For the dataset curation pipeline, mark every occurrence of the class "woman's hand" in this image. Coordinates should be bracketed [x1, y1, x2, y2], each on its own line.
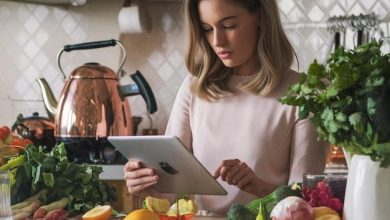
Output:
[213, 159, 274, 197]
[123, 160, 159, 195]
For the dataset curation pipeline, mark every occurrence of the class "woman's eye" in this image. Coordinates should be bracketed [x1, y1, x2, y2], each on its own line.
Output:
[223, 25, 236, 29]
[202, 27, 213, 33]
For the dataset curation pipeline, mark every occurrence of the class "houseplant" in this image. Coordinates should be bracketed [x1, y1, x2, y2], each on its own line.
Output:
[281, 40, 390, 220]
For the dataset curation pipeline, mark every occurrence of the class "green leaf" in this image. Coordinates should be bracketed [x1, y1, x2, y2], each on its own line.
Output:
[325, 86, 338, 98]
[298, 106, 309, 119]
[64, 184, 77, 195]
[307, 59, 325, 77]
[321, 108, 334, 121]
[328, 121, 340, 133]
[42, 173, 55, 188]
[367, 97, 376, 116]
[373, 142, 390, 154]
[33, 164, 42, 184]
[335, 112, 347, 122]
[349, 112, 362, 126]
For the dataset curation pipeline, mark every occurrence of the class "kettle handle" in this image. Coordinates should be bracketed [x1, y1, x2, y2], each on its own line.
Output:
[57, 39, 127, 79]
[130, 71, 158, 114]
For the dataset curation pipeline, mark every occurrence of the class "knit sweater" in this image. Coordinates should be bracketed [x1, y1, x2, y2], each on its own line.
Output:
[165, 70, 328, 215]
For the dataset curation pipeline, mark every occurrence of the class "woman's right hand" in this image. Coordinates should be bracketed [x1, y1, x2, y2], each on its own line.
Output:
[123, 160, 159, 195]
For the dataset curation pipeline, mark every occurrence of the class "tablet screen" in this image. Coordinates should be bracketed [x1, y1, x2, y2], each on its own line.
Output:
[108, 135, 227, 195]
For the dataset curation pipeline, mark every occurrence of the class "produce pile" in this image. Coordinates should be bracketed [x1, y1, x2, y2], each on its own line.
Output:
[141, 196, 197, 220]
[0, 126, 32, 167]
[0, 125, 117, 220]
[114, 196, 197, 220]
[227, 182, 343, 220]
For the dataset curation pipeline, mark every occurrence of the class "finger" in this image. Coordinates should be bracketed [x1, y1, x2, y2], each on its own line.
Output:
[229, 163, 249, 184]
[214, 159, 240, 181]
[124, 168, 155, 180]
[220, 159, 240, 167]
[123, 161, 140, 172]
[219, 165, 233, 182]
[126, 174, 159, 190]
[236, 170, 253, 188]
[127, 179, 158, 194]
[225, 164, 242, 184]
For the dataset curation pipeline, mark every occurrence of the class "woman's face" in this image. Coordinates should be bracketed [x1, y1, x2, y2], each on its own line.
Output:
[198, 0, 260, 75]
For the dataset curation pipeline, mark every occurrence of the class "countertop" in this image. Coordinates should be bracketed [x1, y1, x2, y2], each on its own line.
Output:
[192, 217, 226, 220]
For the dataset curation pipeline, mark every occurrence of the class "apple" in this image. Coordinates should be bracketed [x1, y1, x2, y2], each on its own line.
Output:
[0, 126, 10, 141]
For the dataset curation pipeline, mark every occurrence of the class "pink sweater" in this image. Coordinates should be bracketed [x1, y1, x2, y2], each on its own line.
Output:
[165, 70, 328, 215]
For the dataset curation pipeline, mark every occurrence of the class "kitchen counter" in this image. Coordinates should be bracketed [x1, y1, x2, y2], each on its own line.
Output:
[193, 217, 226, 220]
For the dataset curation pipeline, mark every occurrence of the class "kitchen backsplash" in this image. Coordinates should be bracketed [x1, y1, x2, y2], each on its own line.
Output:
[0, 0, 389, 134]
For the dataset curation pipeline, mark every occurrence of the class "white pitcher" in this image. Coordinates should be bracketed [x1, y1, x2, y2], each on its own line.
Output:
[343, 155, 390, 220]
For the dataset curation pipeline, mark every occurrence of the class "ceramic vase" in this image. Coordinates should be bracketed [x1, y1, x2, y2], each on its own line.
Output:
[343, 154, 390, 220]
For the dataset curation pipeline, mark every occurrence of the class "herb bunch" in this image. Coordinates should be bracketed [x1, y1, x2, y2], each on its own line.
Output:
[281, 40, 390, 167]
[13, 143, 117, 215]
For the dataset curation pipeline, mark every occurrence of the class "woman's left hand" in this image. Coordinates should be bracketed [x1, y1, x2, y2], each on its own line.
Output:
[213, 159, 273, 197]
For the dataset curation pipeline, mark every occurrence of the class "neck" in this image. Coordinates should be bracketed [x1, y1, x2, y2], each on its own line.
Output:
[234, 56, 260, 76]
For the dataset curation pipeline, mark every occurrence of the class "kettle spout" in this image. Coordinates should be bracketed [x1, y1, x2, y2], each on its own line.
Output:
[36, 78, 58, 121]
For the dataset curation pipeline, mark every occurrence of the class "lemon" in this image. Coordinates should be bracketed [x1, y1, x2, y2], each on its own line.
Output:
[124, 209, 159, 220]
[167, 199, 197, 216]
[82, 205, 112, 220]
[314, 206, 340, 220]
[144, 196, 171, 214]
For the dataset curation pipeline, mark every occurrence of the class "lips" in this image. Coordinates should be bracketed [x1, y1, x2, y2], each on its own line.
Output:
[217, 50, 232, 59]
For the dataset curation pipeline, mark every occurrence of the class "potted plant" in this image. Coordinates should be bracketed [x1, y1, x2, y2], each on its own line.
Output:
[280, 40, 390, 220]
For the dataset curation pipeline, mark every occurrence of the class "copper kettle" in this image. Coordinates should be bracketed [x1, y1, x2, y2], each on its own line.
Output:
[36, 39, 157, 140]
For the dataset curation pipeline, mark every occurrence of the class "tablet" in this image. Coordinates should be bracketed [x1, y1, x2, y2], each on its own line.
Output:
[108, 135, 227, 195]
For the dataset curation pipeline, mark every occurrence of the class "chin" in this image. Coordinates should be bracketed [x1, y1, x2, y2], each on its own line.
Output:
[221, 60, 237, 68]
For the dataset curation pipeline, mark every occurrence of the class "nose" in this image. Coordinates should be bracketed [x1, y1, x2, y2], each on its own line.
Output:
[212, 29, 226, 47]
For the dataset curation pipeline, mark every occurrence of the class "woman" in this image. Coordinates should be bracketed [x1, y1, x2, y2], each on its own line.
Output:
[124, 0, 327, 215]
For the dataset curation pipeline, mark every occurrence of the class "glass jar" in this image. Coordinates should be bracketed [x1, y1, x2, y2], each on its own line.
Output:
[0, 171, 13, 220]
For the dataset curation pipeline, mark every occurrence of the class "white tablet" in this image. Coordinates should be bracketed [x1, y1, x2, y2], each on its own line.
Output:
[108, 135, 227, 195]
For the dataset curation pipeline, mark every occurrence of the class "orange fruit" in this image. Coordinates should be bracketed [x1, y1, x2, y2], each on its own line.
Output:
[82, 205, 112, 220]
[124, 209, 159, 220]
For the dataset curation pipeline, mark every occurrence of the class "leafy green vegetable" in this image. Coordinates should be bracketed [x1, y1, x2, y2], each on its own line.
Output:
[11, 162, 33, 204]
[227, 203, 257, 220]
[13, 143, 117, 216]
[281, 40, 390, 167]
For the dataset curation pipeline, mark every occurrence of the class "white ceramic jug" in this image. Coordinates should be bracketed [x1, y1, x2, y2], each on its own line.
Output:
[343, 155, 390, 220]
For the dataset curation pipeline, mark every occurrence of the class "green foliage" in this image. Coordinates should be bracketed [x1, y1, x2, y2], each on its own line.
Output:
[14, 143, 117, 216]
[281, 40, 390, 167]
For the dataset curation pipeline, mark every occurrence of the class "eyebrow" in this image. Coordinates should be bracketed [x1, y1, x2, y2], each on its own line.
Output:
[200, 15, 237, 25]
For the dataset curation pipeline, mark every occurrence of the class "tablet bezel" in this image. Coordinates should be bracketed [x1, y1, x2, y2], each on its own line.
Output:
[108, 135, 227, 195]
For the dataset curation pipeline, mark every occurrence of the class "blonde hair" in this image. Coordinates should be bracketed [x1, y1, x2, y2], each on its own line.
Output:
[184, 0, 295, 100]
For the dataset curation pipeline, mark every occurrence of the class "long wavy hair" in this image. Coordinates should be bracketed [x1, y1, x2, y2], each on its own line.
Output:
[184, 0, 295, 100]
